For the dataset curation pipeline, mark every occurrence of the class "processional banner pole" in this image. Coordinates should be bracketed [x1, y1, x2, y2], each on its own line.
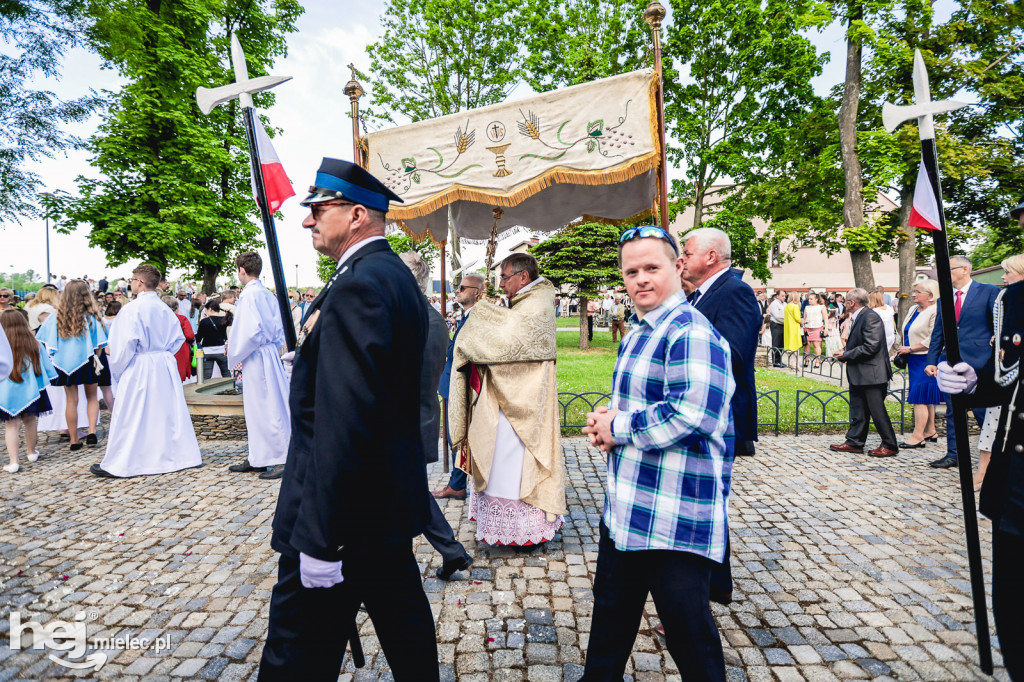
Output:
[196, 35, 296, 350]
[883, 49, 991, 674]
[645, 1, 671, 232]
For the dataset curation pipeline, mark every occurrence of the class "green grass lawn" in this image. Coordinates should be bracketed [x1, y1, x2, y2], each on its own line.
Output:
[556, 331, 906, 435]
[556, 315, 583, 328]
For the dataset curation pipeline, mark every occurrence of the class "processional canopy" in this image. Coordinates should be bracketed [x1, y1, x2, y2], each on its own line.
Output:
[363, 69, 661, 242]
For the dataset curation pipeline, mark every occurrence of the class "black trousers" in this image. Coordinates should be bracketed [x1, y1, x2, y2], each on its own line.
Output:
[581, 523, 725, 682]
[845, 383, 898, 450]
[421, 488, 467, 563]
[708, 537, 733, 601]
[994, 528, 1024, 681]
[257, 545, 439, 682]
[770, 322, 784, 364]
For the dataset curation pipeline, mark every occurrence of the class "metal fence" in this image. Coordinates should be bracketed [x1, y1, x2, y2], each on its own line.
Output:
[757, 390, 780, 436]
[795, 387, 906, 436]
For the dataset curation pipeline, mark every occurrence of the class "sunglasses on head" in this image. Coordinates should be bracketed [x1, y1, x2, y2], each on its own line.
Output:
[618, 225, 679, 255]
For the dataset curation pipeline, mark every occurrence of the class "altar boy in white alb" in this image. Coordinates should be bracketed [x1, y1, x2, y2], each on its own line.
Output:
[226, 252, 290, 480]
[91, 265, 203, 478]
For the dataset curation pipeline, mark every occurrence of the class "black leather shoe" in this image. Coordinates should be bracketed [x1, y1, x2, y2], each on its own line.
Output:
[436, 554, 473, 581]
[259, 464, 285, 480]
[85, 433, 98, 446]
[89, 463, 117, 478]
[930, 456, 958, 469]
[228, 460, 264, 473]
[710, 589, 733, 606]
[899, 440, 926, 449]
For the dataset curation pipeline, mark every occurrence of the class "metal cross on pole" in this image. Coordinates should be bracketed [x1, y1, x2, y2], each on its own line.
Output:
[883, 49, 991, 674]
[195, 34, 297, 350]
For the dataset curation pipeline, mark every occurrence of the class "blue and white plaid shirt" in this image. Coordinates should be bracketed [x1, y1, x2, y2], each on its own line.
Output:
[605, 290, 735, 560]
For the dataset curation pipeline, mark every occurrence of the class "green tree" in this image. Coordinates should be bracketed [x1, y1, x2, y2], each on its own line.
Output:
[59, 0, 301, 293]
[530, 221, 622, 349]
[522, 0, 651, 92]
[662, 0, 825, 229]
[363, 0, 538, 287]
[0, 0, 101, 223]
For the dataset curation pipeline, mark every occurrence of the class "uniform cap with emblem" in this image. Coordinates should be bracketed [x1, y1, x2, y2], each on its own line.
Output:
[300, 158, 403, 212]
[1011, 196, 1024, 221]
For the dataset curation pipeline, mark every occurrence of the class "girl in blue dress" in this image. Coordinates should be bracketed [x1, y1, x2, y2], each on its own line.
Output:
[36, 280, 107, 451]
[1, 310, 57, 473]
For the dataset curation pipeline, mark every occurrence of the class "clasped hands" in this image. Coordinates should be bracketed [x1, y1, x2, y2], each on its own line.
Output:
[582, 406, 621, 452]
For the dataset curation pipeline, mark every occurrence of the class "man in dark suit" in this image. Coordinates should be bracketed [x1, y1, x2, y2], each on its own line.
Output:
[925, 255, 1000, 469]
[830, 288, 899, 457]
[433, 273, 485, 501]
[257, 159, 438, 682]
[768, 290, 787, 367]
[400, 251, 474, 582]
[679, 227, 763, 611]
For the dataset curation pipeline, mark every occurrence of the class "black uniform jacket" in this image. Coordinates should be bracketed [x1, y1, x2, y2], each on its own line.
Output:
[271, 240, 431, 562]
[980, 280, 1024, 533]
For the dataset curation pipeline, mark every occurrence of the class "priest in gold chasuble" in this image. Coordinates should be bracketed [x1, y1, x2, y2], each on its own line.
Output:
[449, 253, 566, 546]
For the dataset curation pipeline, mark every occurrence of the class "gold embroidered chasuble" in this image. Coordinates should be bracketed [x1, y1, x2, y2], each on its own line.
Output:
[449, 278, 566, 518]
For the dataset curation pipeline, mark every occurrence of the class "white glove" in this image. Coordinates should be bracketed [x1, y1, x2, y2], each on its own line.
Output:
[937, 361, 978, 395]
[299, 552, 343, 588]
[280, 351, 295, 384]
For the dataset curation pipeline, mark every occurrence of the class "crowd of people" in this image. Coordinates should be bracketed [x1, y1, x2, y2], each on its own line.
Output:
[2, 150, 1022, 681]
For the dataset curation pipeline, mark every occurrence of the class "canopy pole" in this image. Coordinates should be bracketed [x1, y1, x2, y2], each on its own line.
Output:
[344, 64, 364, 166]
[440, 239, 449, 473]
[485, 207, 504, 285]
[645, 1, 670, 232]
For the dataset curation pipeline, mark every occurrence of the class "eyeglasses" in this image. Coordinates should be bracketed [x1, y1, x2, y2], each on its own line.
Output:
[458, 285, 480, 292]
[309, 201, 355, 220]
[618, 225, 679, 255]
[499, 270, 525, 283]
[302, 294, 315, 299]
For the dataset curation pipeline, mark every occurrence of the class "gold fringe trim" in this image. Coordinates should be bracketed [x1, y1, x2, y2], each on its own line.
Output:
[387, 152, 659, 222]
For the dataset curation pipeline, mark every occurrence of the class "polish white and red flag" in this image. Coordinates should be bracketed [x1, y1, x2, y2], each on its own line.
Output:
[909, 155, 941, 231]
[251, 116, 295, 213]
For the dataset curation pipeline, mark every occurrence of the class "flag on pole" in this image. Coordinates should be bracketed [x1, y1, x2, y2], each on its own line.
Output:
[251, 116, 295, 213]
[909, 155, 941, 231]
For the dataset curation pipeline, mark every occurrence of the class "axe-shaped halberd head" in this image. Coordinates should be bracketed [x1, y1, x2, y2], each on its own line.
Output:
[882, 49, 968, 139]
[196, 34, 291, 115]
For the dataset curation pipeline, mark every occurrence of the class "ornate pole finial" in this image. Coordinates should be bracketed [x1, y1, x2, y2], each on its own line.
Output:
[343, 64, 365, 165]
[644, 1, 666, 30]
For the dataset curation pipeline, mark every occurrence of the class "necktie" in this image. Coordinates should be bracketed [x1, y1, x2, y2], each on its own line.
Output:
[688, 290, 701, 305]
[954, 290, 962, 323]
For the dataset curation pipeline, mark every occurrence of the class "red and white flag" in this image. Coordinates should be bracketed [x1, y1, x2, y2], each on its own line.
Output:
[251, 116, 295, 213]
[909, 155, 941, 231]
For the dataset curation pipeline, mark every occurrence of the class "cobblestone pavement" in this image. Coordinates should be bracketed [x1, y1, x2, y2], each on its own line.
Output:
[0, 433, 1008, 681]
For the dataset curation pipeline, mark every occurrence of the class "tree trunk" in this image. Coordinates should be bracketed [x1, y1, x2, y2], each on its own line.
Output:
[838, 5, 874, 291]
[578, 295, 589, 350]
[897, 188, 916, 322]
[202, 263, 219, 295]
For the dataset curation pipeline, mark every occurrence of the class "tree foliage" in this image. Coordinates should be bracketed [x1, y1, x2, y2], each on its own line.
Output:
[315, 231, 441, 284]
[58, 0, 302, 293]
[531, 221, 622, 349]
[0, 0, 102, 224]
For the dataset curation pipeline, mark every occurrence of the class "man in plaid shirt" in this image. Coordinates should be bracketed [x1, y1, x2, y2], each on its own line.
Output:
[582, 226, 735, 681]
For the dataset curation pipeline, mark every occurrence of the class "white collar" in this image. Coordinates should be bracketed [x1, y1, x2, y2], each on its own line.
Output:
[955, 279, 972, 297]
[516, 276, 545, 296]
[697, 266, 730, 297]
[336, 235, 387, 270]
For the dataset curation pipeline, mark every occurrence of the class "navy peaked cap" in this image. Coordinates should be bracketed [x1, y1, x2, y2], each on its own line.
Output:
[1011, 197, 1024, 221]
[300, 158, 403, 212]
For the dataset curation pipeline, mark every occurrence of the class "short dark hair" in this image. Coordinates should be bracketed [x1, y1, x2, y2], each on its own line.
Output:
[235, 251, 262, 277]
[133, 265, 161, 289]
[500, 253, 539, 282]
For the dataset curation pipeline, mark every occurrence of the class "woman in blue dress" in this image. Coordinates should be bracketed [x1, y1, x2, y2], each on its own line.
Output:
[894, 279, 942, 448]
[36, 280, 107, 451]
[1, 310, 57, 472]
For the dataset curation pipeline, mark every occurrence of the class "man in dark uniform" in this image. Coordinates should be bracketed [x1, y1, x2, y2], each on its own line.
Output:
[938, 197, 1024, 680]
[257, 159, 438, 681]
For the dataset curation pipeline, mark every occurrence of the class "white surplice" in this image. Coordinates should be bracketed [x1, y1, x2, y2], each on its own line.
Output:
[101, 291, 202, 477]
[227, 279, 290, 467]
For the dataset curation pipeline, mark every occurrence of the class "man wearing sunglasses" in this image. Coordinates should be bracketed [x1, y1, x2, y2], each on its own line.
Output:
[448, 252, 567, 548]
[258, 158, 438, 681]
[582, 225, 733, 681]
